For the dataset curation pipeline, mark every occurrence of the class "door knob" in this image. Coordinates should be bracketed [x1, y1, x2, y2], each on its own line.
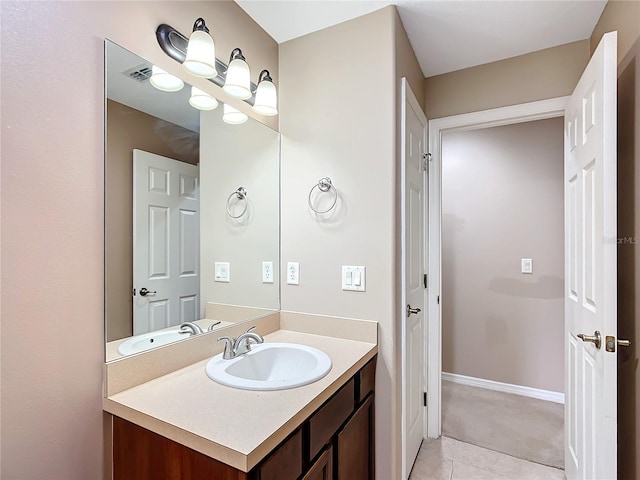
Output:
[577, 330, 601, 349]
[407, 305, 421, 317]
[139, 288, 157, 297]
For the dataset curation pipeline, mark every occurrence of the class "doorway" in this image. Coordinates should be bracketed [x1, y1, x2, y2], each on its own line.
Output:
[439, 117, 565, 469]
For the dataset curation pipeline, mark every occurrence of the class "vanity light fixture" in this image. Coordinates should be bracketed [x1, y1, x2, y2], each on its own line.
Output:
[223, 48, 252, 100]
[252, 70, 278, 116]
[156, 23, 279, 115]
[149, 65, 184, 92]
[222, 103, 248, 125]
[189, 86, 219, 111]
[183, 18, 217, 78]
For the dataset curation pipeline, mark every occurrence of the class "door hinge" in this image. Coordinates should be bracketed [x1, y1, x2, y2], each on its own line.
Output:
[421, 153, 431, 172]
[132, 288, 136, 296]
[423, 273, 428, 289]
[423, 392, 427, 406]
[437, 295, 440, 305]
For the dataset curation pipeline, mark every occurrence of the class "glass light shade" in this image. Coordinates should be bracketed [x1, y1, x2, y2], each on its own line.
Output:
[223, 58, 252, 99]
[149, 66, 184, 92]
[183, 30, 217, 78]
[189, 87, 219, 111]
[252, 80, 278, 116]
[222, 104, 248, 125]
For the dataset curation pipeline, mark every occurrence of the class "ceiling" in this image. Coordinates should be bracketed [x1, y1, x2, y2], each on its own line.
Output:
[235, 0, 607, 78]
[106, 40, 200, 132]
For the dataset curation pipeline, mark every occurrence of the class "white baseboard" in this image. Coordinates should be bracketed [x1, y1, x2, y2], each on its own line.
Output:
[442, 372, 565, 404]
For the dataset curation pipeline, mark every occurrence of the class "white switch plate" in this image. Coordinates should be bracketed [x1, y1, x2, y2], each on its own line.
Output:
[215, 262, 230, 282]
[342, 266, 366, 292]
[521, 258, 533, 274]
[287, 262, 299, 285]
[262, 261, 274, 283]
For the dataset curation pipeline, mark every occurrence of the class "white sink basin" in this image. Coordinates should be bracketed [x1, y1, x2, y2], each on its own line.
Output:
[118, 328, 189, 356]
[205, 343, 332, 391]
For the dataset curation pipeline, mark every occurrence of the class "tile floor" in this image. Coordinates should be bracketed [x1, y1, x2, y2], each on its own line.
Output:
[408, 437, 565, 480]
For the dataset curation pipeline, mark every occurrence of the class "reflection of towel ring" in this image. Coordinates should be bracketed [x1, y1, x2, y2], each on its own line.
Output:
[308, 177, 337, 214]
[226, 187, 248, 218]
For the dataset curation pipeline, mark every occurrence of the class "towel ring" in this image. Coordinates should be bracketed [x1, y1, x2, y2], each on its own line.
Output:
[308, 177, 337, 214]
[226, 187, 248, 218]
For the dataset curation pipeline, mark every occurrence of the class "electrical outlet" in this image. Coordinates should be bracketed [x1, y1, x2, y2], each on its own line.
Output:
[287, 262, 299, 285]
[262, 261, 274, 283]
[521, 258, 533, 274]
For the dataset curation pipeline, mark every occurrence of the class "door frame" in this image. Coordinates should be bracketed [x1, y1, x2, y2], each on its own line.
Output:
[426, 96, 568, 438]
[400, 77, 428, 480]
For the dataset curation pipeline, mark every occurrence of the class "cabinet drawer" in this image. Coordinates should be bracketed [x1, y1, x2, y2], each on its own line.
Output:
[259, 428, 302, 480]
[308, 379, 355, 459]
[357, 358, 376, 403]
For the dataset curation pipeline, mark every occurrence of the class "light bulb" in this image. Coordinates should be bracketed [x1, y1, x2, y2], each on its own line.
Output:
[223, 48, 251, 100]
[222, 104, 248, 124]
[189, 87, 219, 110]
[252, 70, 278, 116]
[183, 18, 217, 78]
[149, 65, 184, 92]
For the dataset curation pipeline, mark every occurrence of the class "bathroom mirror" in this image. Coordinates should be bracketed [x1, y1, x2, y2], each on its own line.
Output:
[104, 40, 280, 361]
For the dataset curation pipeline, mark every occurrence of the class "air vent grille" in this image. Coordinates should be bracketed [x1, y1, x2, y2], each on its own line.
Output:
[123, 64, 152, 82]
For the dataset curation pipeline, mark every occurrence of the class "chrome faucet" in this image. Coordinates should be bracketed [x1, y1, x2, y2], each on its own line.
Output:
[179, 322, 204, 336]
[234, 326, 264, 355]
[218, 326, 264, 360]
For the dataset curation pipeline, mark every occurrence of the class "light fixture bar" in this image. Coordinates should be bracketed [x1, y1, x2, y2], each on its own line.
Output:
[156, 23, 257, 105]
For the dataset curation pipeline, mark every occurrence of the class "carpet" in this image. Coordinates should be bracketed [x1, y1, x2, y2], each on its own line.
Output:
[441, 379, 564, 469]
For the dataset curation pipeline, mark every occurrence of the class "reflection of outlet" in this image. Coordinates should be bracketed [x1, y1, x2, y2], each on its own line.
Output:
[215, 262, 230, 282]
[262, 261, 274, 283]
[287, 262, 299, 285]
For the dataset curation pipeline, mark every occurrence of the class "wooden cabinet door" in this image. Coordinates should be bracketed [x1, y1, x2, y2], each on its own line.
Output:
[302, 446, 333, 480]
[336, 395, 374, 480]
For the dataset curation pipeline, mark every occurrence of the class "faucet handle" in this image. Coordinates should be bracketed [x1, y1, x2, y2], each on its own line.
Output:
[245, 325, 257, 334]
[218, 336, 235, 360]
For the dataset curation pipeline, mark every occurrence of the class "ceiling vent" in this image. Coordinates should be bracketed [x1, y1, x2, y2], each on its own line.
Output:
[123, 64, 153, 83]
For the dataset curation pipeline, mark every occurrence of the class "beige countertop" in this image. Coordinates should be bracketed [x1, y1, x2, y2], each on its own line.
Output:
[103, 328, 377, 472]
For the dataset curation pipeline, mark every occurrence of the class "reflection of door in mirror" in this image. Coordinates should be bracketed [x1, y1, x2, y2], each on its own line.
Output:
[133, 150, 199, 335]
[105, 97, 200, 342]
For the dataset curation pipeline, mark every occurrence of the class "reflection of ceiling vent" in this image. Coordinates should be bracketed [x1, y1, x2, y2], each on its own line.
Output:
[123, 64, 152, 82]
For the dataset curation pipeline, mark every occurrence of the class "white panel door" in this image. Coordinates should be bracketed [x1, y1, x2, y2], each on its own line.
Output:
[564, 32, 617, 480]
[133, 149, 200, 335]
[401, 78, 428, 479]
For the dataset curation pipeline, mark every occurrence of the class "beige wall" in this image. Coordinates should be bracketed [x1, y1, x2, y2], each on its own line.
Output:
[279, 6, 400, 479]
[0, 1, 277, 478]
[106, 99, 199, 342]
[590, 0, 640, 62]
[441, 118, 565, 392]
[423, 40, 590, 119]
[590, 2, 640, 478]
[394, 9, 425, 108]
[200, 107, 280, 311]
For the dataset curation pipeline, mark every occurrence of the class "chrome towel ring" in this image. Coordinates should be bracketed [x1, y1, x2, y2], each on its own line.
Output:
[226, 187, 248, 218]
[308, 177, 337, 214]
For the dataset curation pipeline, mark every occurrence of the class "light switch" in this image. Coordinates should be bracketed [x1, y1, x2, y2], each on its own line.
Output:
[342, 266, 365, 292]
[287, 262, 299, 285]
[521, 258, 533, 274]
[215, 262, 230, 282]
[262, 261, 274, 284]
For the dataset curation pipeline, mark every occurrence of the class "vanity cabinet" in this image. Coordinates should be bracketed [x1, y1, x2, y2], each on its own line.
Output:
[112, 356, 376, 480]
